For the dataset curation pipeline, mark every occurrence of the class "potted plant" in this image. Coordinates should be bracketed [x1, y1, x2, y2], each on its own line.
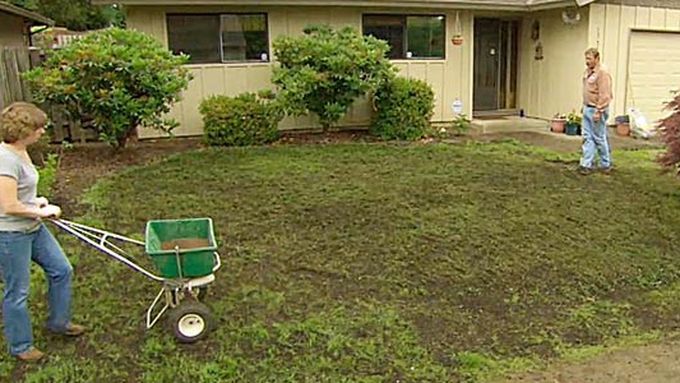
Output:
[550, 113, 567, 133]
[566, 111, 582, 136]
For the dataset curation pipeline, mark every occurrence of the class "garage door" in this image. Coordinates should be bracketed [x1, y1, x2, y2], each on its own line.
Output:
[627, 31, 680, 124]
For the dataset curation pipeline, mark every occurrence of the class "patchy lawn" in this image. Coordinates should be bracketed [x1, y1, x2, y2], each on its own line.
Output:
[5, 140, 680, 382]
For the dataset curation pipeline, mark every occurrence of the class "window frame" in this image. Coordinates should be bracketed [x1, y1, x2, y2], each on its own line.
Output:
[166, 12, 271, 65]
[362, 13, 447, 61]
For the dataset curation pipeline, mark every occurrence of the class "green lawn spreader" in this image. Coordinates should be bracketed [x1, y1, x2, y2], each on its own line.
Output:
[51, 217, 221, 343]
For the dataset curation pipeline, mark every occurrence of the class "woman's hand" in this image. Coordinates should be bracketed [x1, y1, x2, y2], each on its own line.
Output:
[35, 197, 49, 208]
[39, 204, 62, 219]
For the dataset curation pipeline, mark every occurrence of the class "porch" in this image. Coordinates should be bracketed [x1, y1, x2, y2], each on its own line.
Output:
[468, 115, 661, 153]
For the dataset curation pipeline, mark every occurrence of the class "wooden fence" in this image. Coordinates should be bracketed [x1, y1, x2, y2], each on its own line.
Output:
[1, 46, 95, 142]
[0, 46, 32, 112]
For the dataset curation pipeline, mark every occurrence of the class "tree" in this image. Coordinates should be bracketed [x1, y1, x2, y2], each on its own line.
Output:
[9, 0, 124, 31]
[272, 25, 396, 131]
[657, 91, 680, 172]
[24, 28, 192, 148]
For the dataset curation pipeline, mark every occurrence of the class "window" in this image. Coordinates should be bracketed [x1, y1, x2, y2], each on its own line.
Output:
[167, 13, 269, 64]
[363, 14, 445, 59]
[168, 15, 221, 64]
[221, 14, 269, 62]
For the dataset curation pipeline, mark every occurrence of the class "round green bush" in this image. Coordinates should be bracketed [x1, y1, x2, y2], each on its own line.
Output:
[370, 77, 435, 141]
[273, 25, 395, 130]
[200, 92, 283, 147]
[24, 27, 191, 148]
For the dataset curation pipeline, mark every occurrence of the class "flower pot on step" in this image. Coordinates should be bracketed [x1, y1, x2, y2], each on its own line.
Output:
[550, 119, 566, 133]
[616, 122, 630, 136]
[565, 123, 580, 136]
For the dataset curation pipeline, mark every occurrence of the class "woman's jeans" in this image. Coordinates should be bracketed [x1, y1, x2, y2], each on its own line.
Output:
[0, 224, 73, 355]
[580, 105, 612, 169]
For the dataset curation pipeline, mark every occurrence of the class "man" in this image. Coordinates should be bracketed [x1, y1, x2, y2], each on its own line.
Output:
[579, 47, 613, 175]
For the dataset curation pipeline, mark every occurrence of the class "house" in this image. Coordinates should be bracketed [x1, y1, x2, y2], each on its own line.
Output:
[0, 1, 53, 110]
[92, 0, 680, 138]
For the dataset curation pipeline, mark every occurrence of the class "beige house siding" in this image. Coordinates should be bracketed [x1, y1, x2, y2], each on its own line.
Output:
[125, 6, 473, 138]
[122, 1, 680, 137]
[518, 8, 589, 119]
[0, 13, 27, 47]
[588, 2, 680, 120]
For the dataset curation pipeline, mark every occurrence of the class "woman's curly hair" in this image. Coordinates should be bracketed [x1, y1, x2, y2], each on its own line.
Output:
[0, 102, 47, 143]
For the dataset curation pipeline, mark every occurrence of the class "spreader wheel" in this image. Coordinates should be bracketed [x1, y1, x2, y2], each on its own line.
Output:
[167, 300, 215, 343]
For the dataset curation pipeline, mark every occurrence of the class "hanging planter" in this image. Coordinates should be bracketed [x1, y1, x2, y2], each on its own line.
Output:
[452, 11, 463, 46]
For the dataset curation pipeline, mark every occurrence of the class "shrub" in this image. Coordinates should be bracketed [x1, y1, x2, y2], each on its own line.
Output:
[272, 25, 396, 130]
[450, 114, 472, 135]
[24, 27, 191, 148]
[200, 91, 284, 147]
[27, 132, 52, 166]
[658, 91, 680, 172]
[37, 153, 58, 198]
[370, 77, 435, 141]
[424, 114, 471, 139]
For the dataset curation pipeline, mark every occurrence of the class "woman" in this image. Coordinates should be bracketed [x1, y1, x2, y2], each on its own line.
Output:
[0, 102, 84, 362]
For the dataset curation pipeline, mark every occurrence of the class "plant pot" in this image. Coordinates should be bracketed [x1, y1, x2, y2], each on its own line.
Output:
[616, 122, 630, 137]
[565, 123, 580, 136]
[615, 115, 629, 125]
[550, 119, 566, 133]
[451, 36, 464, 46]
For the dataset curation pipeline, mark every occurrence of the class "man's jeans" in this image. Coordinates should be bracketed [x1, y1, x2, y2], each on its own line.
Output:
[0, 224, 73, 355]
[580, 105, 612, 169]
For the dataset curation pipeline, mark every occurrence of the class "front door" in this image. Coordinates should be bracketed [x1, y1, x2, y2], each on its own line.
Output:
[473, 18, 519, 112]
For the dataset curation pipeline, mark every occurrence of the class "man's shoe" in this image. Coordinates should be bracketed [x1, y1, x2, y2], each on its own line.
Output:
[49, 323, 86, 337]
[600, 167, 613, 175]
[578, 166, 593, 175]
[16, 347, 45, 362]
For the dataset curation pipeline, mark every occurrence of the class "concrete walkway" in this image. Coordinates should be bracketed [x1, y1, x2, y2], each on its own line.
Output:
[468, 116, 662, 153]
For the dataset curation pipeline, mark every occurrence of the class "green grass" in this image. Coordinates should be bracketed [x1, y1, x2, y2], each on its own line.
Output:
[5, 140, 680, 382]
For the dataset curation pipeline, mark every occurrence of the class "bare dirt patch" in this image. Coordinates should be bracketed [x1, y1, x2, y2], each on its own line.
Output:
[52, 137, 203, 216]
[498, 338, 680, 383]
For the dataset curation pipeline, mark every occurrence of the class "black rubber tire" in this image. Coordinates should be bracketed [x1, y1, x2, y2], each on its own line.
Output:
[167, 301, 214, 343]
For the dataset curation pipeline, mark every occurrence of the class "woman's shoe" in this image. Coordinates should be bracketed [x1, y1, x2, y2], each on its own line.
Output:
[49, 323, 86, 337]
[63, 323, 86, 337]
[16, 347, 45, 362]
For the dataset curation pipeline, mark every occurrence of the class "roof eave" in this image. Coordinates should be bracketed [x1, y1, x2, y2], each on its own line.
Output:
[93, 0, 590, 11]
[0, 1, 54, 26]
[527, 0, 594, 10]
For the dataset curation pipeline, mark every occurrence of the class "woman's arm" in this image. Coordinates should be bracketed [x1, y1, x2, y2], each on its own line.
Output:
[0, 176, 59, 219]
